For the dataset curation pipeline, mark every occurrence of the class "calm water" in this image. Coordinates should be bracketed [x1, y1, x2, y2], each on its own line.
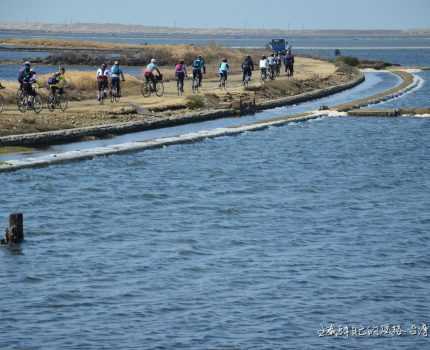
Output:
[297, 48, 430, 67]
[1, 36, 430, 349]
[1, 117, 430, 349]
[1, 30, 430, 48]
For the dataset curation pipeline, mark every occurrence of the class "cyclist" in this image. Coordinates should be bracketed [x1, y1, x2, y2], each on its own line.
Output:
[48, 66, 66, 97]
[111, 61, 125, 97]
[144, 58, 162, 90]
[267, 53, 276, 79]
[175, 59, 187, 94]
[18, 61, 37, 97]
[192, 55, 206, 87]
[259, 55, 268, 80]
[241, 55, 254, 83]
[284, 50, 295, 77]
[275, 53, 282, 76]
[96, 63, 110, 101]
[218, 58, 230, 87]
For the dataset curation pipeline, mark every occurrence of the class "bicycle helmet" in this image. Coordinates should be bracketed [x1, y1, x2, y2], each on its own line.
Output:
[114, 61, 119, 65]
[151, 58, 157, 63]
[24, 61, 31, 66]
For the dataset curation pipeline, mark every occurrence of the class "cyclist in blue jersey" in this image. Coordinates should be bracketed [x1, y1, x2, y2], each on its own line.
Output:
[218, 58, 230, 87]
[192, 55, 206, 87]
[110, 61, 125, 97]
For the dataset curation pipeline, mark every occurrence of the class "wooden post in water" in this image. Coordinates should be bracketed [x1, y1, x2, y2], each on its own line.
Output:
[1, 213, 24, 245]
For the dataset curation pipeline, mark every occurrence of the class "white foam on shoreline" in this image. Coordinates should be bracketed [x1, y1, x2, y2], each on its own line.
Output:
[363, 72, 424, 108]
[0, 113, 324, 172]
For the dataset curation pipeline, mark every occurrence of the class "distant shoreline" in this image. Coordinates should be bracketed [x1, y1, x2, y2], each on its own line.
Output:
[0, 23, 429, 37]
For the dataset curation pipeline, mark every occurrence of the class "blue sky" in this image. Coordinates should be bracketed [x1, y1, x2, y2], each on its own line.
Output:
[0, 0, 429, 30]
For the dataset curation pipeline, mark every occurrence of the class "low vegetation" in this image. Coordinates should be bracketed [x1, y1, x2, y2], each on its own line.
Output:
[186, 95, 206, 109]
[4, 38, 261, 67]
[335, 55, 395, 70]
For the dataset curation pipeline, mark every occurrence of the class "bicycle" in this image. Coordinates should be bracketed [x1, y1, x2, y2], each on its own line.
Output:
[242, 71, 251, 87]
[141, 75, 164, 97]
[47, 81, 68, 111]
[110, 78, 124, 103]
[260, 69, 268, 82]
[0, 94, 4, 114]
[17, 83, 43, 114]
[111, 85, 120, 103]
[16, 86, 24, 105]
[191, 75, 200, 94]
[219, 72, 227, 90]
[97, 80, 109, 105]
[276, 64, 281, 77]
[47, 91, 68, 112]
[0, 85, 5, 113]
[268, 66, 276, 80]
[177, 76, 185, 96]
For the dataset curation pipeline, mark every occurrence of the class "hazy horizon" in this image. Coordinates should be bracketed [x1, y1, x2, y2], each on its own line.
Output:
[0, 0, 429, 31]
[0, 21, 429, 33]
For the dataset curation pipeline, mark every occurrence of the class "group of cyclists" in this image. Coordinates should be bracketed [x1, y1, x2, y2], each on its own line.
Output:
[11, 61, 68, 113]
[96, 61, 126, 102]
[0, 49, 297, 113]
[259, 50, 295, 81]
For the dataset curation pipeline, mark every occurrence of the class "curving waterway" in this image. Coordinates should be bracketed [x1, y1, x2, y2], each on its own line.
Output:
[1, 46, 430, 349]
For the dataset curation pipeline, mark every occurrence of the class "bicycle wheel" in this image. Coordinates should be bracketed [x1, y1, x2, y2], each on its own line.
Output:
[243, 75, 249, 87]
[155, 81, 164, 97]
[16, 89, 24, 108]
[98, 90, 105, 105]
[47, 94, 56, 112]
[269, 69, 275, 80]
[33, 94, 43, 114]
[192, 78, 199, 94]
[141, 82, 151, 97]
[59, 94, 68, 111]
[18, 95, 28, 113]
[220, 76, 226, 89]
[176, 80, 181, 96]
[0, 95, 4, 113]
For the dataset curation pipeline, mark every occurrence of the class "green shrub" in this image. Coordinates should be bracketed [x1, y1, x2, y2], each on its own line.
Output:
[335, 56, 360, 67]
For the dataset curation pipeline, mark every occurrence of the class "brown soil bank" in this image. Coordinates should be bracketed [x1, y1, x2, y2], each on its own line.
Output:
[0, 58, 361, 145]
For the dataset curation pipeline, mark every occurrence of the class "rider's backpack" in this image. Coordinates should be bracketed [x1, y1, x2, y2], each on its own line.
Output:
[192, 59, 201, 69]
[112, 65, 120, 75]
[48, 77, 58, 85]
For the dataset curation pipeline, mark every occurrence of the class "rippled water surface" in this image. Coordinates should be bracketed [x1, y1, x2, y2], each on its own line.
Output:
[1, 116, 429, 349]
[376, 71, 430, 109]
